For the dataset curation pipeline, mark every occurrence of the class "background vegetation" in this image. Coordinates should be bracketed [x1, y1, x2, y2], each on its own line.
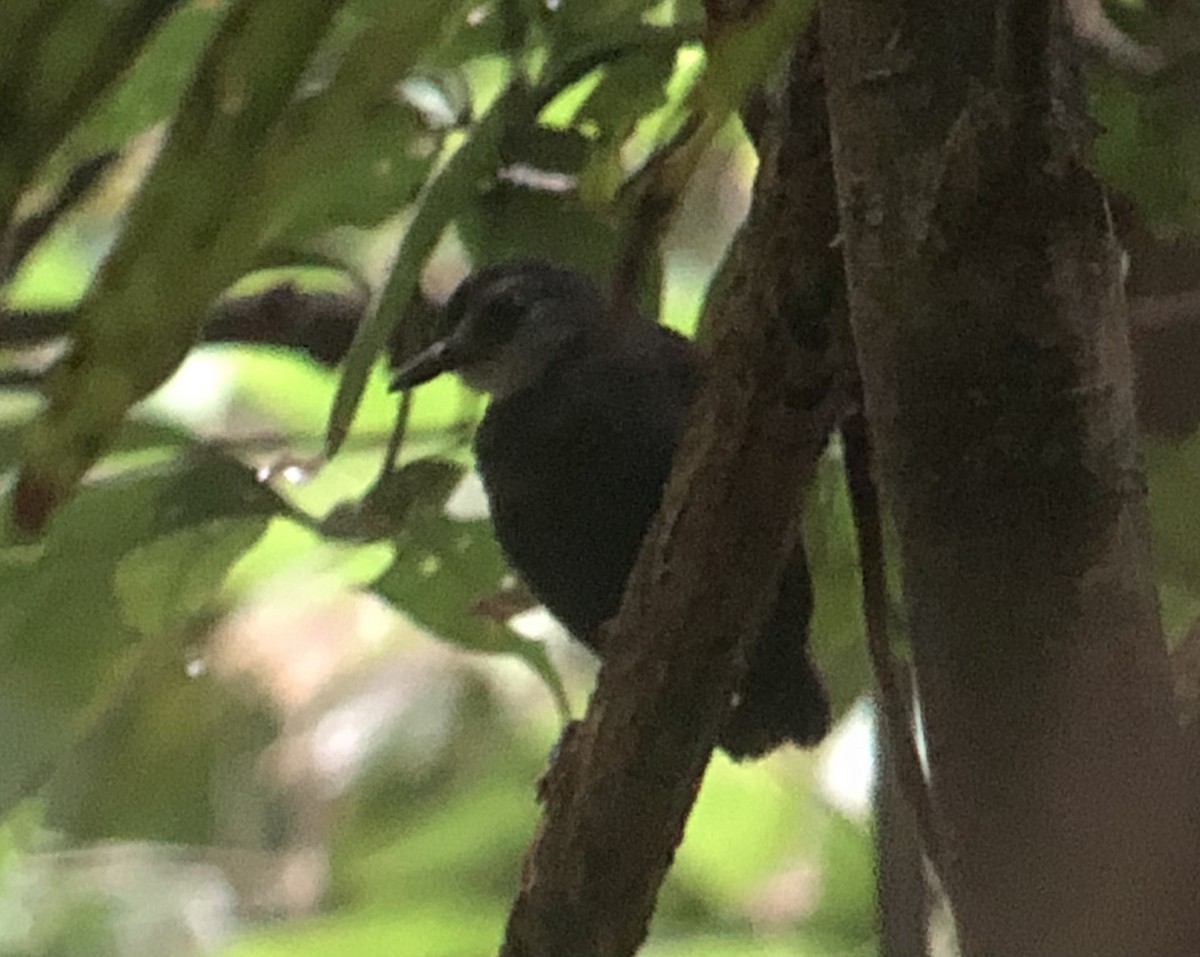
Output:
[0, 0, 1198, 955]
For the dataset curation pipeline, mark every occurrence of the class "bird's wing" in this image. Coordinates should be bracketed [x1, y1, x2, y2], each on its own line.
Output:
[473, 322, 699, 643]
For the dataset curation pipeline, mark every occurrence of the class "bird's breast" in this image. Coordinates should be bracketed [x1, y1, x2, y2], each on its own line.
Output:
[473, 400, 674, 647]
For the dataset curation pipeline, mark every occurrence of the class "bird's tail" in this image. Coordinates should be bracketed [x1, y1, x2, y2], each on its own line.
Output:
[718, 545, 831, 761]
[719, 647, 830, 760]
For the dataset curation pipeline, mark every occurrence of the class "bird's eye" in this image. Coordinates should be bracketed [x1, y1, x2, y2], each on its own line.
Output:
[479, 290, 526, 345]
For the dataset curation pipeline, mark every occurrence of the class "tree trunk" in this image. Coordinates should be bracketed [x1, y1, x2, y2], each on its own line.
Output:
[820, 2, 1199, 954]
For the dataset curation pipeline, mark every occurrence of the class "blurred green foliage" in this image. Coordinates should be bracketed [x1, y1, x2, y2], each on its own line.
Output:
[0, 0, 1198, 955]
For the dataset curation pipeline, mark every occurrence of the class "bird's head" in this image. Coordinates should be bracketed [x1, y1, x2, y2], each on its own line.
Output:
[389, 260, 606, 399]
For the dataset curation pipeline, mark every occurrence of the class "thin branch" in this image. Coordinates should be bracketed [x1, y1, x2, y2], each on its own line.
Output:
[0, 151, 119, 285]
[1, 283, 372, 387]
[0, 367, 43, 389]
[0, 309, 76, 345]
[609, 114, 704, 320]
[1065, 0, 1165, 76]
[841, 405, 955, 893]
[202, 284, 369, 365]
[874, 692, 931, 957]
[379, 388, 412, 478]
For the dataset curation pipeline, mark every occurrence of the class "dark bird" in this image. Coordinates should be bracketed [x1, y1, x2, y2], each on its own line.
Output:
[390, 260, 829, 759]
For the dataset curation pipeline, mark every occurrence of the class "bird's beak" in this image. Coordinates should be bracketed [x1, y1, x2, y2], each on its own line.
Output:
[389, 339, 458, 391]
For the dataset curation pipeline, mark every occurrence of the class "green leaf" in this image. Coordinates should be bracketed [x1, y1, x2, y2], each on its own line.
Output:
[555, 0, 665, 37]
[454, 180, 620, 280]
[64, 3, 229, 158]
[805, 452, 873, 718]
[500, 124, 594, 175]
[428, 7, 508, 68]
[697, 0, 813, 116]
[114, 520, 264, 637]
[0, 409, 194, 474]
[573, 51, 675, 204]
[1094, 72, 1200, 234]
[43, 642, 277, 845]
[14, 0, 345, 533]
[261, 99, 439, 242]
[0, 453, 288, 817]
[1146, 434, 1200, 597]
[326, 80, 533, 457]
[325, 20, 687, 454]
[257, 0, 475, 242]
[368, 459, 569, 715]
[0, 0, 182, 220]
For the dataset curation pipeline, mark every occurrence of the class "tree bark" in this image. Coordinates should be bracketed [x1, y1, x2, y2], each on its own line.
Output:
[874, 697, 930, 957]
[820, 2, 1199, 954]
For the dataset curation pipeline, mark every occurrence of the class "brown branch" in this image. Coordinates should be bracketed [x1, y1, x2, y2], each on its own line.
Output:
[201, 283, 369, 365]
[842, 407, 951, 892]
[0, 283, 377, 385]
[844, 402, 935, 953]
[498, 20, 847, 957]
[609, 115, 703, 321]
[873, 696, 931, 957]
[0, 368, 42, 389]
[0, 309, 76, 345]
